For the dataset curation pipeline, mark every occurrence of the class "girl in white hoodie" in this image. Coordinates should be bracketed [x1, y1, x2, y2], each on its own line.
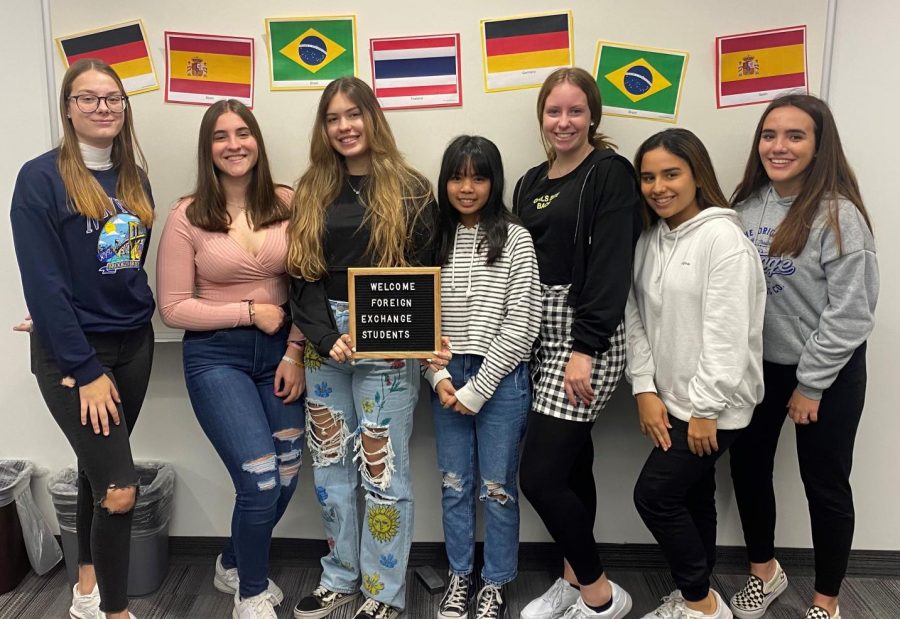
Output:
[625, 129, 766, 619]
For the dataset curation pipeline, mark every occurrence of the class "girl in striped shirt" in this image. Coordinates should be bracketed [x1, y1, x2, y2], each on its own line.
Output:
[425, 135, 541, 619]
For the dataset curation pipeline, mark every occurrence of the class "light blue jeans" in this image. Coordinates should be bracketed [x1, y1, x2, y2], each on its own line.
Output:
[431, 355, 530, 586]
[304, 301, 419, 610]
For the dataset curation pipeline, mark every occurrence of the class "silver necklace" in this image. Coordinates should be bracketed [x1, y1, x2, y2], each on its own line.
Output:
[347, 176, 365, 198]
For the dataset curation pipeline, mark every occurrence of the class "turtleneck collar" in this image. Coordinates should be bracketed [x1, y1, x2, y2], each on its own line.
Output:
[79, 142, 113, 171]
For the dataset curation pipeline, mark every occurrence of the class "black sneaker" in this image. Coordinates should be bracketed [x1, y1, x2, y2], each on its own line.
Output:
[438, 572, 475, 619]
[293, 584, 360, 619]
[473, 584, 506, 619]
[353, 597, 402, 619]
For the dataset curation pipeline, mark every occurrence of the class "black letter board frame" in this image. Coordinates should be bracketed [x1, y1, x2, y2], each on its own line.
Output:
[348, 267, 441, 359]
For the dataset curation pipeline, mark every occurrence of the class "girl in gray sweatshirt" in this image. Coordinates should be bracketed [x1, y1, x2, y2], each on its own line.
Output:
[728, 94, 878, 619]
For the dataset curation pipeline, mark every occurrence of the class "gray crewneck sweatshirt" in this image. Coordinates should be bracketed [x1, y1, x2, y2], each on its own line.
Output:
[735, 185, 878, 399]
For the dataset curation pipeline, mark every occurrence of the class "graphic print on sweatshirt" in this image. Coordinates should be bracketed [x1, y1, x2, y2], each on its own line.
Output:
[95, 198, 147, 275]
[743, 224, 795, 296]
[533, 191, 560, 210]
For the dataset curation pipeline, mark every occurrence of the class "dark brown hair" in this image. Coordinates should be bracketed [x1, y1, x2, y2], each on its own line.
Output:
[634, 128, 729, 229]
[731, 94, 871, 256]
[536, 67, 615, 161]
[186, 99, 289, 232]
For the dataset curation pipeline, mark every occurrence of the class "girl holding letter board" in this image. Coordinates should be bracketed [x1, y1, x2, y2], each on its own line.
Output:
[727, 94, 879, 619]
[625, 128, 766, 619]
[287, 77, 446, 619]
[425, 135, 541, 619]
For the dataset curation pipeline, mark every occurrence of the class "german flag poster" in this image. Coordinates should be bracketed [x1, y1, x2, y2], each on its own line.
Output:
[594, 42, 688, 122]
[481, 11, 573, 92]
[165, 33, 254, 107]
[56, 20, 158, 95]
[266, 16, 357, 90]
[716, 26, 808, 108]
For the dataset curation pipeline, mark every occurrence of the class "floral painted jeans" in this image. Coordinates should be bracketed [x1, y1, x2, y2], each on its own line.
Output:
[303, 300, 419, 610]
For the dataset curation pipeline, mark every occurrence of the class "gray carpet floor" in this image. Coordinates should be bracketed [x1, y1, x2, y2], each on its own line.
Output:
[2, 556, 899, 618]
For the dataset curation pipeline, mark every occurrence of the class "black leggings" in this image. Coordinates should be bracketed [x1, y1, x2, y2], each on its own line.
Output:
[31, 325, 153, 613]
[634, 417, 739, 602]
[729, 344, 866, 597]
[520, 412, 603, 585]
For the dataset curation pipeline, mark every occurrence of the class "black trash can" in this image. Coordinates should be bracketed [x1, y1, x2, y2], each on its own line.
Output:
[49, 461, 175, 596]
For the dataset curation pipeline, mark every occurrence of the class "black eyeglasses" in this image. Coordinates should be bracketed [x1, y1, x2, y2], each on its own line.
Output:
[68, 94, 128, 113]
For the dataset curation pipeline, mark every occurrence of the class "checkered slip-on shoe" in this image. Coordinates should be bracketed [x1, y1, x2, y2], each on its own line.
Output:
[803, 606, 841, 619]
[729, 560, 788, 619]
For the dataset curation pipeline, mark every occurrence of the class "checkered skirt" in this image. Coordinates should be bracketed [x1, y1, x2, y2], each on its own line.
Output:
[531, 284, 626, 422]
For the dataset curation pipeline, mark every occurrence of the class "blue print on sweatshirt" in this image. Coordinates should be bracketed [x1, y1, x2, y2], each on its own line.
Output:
[745, 225, 794, 295]
[96, 200, 147, 275]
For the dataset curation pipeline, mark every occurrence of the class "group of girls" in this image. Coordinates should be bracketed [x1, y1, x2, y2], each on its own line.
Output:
[9, 55, 877, 619]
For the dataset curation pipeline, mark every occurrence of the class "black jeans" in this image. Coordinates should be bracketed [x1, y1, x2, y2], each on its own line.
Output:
[520, 412, 603, 585]
[633, 417, 740, 602]
[30, 324, 153, 613]
[729, 344, 866, 597]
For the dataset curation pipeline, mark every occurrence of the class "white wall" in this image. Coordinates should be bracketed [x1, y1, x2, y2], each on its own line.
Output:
[1, 0, 897, 552]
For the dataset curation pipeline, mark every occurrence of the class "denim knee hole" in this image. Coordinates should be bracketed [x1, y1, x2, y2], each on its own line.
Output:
[480, 480, 513, 505]
[99, 484, 138, 514]
[442, 471, 464, 493]
[306, 401, 348, 467]
[274, 427, 304, 486]
[355, 425, 394, 491]
[241, 453, 279, 491]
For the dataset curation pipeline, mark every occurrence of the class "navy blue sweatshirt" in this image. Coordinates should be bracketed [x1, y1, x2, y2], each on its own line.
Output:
[10, 149, 155, 385]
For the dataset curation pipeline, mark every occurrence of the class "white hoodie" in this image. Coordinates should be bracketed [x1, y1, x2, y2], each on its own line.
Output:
[624, 207, 766, 430]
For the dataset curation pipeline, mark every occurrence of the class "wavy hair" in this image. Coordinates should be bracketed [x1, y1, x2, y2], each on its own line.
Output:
[731, 94, 871, 256]
[634, 128, 730, 229]
[58, 58, 153, 226]
[536, 67, 615, 162]
[185, 99, 289, 232]
[287, 77, 433, 280]
[435, 135, 514, 265]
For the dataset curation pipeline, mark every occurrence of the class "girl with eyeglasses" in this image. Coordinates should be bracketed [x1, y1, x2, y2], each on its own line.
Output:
[11, 58, 155, 619]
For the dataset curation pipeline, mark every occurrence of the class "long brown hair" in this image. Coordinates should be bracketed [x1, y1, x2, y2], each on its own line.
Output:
[186, 99, 289, 232]
[634, 128, 730, 229]
[287, 77, 432, 280]
[731, 94, 871, 256]
[58, 58, 153, 226]
[536, 67, 615, 162]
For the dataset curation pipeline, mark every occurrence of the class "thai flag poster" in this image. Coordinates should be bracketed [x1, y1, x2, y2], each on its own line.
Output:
[370, 34, 462, 110]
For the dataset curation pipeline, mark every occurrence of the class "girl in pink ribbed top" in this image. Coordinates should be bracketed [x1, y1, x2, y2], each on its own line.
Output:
[156, 99, 305, 619]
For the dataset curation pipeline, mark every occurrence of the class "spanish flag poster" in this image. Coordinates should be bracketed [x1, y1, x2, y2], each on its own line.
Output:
[716, 26, 808, 109]
[165, 32, 254, 107]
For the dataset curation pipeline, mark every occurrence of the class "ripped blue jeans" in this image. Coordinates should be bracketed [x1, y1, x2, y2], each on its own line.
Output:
[431, 355, 530, 586]
[304, 301, 418, 610]
[183, 323, 305, 599]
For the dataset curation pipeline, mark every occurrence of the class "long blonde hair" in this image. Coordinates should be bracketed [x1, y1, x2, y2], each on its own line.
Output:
[57, 59, 153, 226]
[287, 77, 432, 280]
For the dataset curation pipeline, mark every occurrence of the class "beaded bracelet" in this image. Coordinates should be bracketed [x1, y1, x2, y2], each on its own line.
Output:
[281, 355, 303, 368]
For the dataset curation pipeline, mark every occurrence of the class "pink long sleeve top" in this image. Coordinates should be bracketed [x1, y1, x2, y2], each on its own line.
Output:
[156, 199, 296, 332]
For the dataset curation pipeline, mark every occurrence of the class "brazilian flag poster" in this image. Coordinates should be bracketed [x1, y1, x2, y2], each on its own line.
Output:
[594, 42, 688, 122]
[266, 16, 357, 90]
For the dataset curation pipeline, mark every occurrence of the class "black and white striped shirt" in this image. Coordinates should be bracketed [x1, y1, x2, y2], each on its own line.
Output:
[426, 222, 541, 412]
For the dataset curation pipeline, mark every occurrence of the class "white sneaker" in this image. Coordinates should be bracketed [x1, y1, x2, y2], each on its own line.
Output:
[640, 590, 684, 618]
[69, 582, 102, 619]
[560, 581, 632, 619]
[520, 578, 581, 619]
[233, 590, 279, 619]
[729, 560, 788, 619]
[214, 554, 284, 606]
[681, 590, 732, 619]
